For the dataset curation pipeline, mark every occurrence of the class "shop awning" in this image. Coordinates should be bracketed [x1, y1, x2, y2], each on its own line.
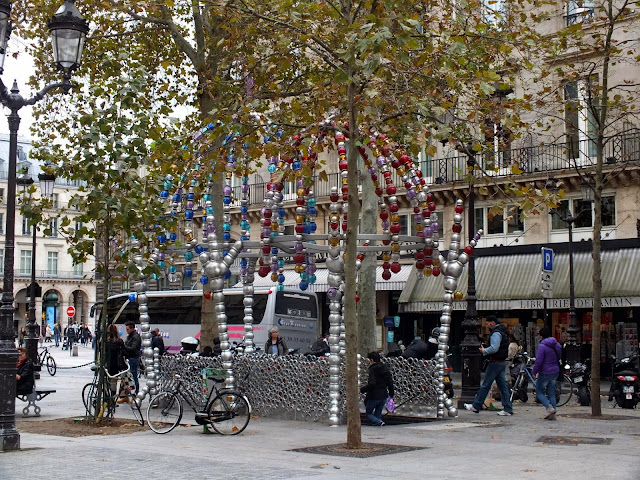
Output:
[233, 264, 414, 292]
[399, 248, 640, 312]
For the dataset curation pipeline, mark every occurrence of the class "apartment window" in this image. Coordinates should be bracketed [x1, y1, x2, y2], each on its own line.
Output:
[19, 250, 32, 275]
[47, 252, 58, 276]
[0, 213, 3, 234]
[551, 196, 615, 229]
[22, 218, 31, 236]
[48, 218, 58, 237]
[565, 78, 598, 160]
[74, 221, 84, 233]
[73, 262, 83, 277]
[0, 187, 4, 202]
[567, 0, 594, 25]
[476, 206, 524, 235]
[52, 193, 59, 209]
[0, 249, 4, 272]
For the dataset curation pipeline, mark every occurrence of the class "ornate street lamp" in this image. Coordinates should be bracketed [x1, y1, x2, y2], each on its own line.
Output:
[0, 0, 88, 453]
[459, 144, 482, 405]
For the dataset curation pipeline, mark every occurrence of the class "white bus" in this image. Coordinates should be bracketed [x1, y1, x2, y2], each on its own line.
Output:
[97, 287, 319, 352]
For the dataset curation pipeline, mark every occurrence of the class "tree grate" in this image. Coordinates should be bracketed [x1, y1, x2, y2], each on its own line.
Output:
[289, 443, 427, 458]
[536, 436, 613, 446]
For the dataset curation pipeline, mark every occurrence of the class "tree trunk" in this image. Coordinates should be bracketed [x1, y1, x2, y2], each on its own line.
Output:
[197, 92, 221, 350]
[358, 172, 378, 355]
[345, 80, 363, 448]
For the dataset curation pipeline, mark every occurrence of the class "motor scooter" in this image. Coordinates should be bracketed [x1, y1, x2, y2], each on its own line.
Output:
[609, 355, 640, 409]
[569, 358, 591, 406]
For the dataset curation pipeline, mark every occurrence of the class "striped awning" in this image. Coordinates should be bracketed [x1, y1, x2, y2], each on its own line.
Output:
[399, 248, 640, 312]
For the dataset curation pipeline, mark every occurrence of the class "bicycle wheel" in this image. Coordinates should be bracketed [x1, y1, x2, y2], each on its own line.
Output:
[555, 374, 574, 407]
[82, 382, 97, 416]
[207, 391, 250, 435]
[46, 356, 57, 376]
[509, 374, 522, 403]
[147, 392, 182, 434]
[130, 397, 144, 426]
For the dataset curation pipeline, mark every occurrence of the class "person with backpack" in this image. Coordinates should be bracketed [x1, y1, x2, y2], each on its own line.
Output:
[532, 327, 562, 420]
[360, 351, 395, 426]
[464, 315, 514, 416]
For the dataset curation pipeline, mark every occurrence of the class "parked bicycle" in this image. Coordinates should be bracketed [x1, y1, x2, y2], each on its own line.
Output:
[509, 352, 573, 406]
[82, 359, 144, 425]
[146, 368, 251, 435]
[38, 346, 57, 376]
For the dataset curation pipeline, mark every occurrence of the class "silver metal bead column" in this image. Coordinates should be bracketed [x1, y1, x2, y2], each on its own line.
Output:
[132, 240, 152, 402]
[326, 186, 344, 426]
[437, 199, 482, 418]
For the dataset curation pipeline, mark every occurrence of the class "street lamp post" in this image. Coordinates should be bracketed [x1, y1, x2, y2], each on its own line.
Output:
[17, 171, 56, 380]
[459, 146, 482, 405]
[0, 0, 88, 452]
[564, 214, 580, 365]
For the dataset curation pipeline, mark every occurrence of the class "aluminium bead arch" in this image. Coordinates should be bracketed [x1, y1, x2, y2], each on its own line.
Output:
[132, 121, 481, 422]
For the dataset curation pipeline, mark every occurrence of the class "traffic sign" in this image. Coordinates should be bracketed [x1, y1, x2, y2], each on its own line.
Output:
[541, 281, 553, 290]
[67, 306, 76, 317]
[541, 247, 554, 272]
[542, 272, 554, 282]
[541, 289, 553, 299]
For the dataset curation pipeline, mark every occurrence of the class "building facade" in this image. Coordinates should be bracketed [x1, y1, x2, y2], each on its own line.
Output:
[0, 134, 96, 336]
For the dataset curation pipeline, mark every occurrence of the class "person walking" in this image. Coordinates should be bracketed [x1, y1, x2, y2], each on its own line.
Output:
[264, 327, 288, 356]
[360, 351, 395, 426]
[532, 327, 562, 420]
[18, 327, 26, 347]
[464, 315, 514, 416]
[53, 322, 61, 347]
[123, 321, 142, 394]
[45, 324, 53, 343]
[66, 322, 77, 355]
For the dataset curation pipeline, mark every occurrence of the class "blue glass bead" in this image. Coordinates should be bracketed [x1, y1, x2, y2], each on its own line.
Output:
[277, 284, 284, 291]
[308, 198, 316, 207]
[173, 194, 181, 202]
[184, 269, 193, 277]
[208, 123, 214, 130]
[278, 209, 286, 217]
[299, 282, 308, 291]
[300, 272, 308, 281]
[195, 245, 204, 254]
[268, 164, 277, 174]
[184, 251, 194, 261]
[241, 235, 249, 241]
[223, 197, 231, 205]
[169, 233, 177, 241]
[185, 210, 194, 220]
[271, 248, 278, 255]
[188, 192, 195, 200]
[160, 190, 168, 198]
[158, 261, 165, 268]
[241, 206, 248, 214]
[309, 274, 316, 284]
[204, 194, 211, 202]
[240, 259, 248, 266]
[128, 293, 136, 302]
[223, 223, 231, 231]
[292, 161, 301, 170]
[206, 207, 214, 214]
[278, 274, 285, 283]
[153, 273, 159, 280]
[270, 232, 278, 237]
[169, 265, 177, 273]
[223, 233, 231, 241]
[308, 207, 317, 215]
[278, 260, 285, 268]
[223, 270, 231, 279]
[200, 275, 209, 285]
[310, 223, 317, 232]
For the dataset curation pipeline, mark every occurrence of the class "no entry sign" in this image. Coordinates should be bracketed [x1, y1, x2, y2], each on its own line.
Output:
[67, 306, 76, 317]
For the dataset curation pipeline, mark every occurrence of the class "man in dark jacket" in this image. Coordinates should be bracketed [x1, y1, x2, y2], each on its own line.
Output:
[464, 315, 514, 416]
[123, 321, 142, 394]
[150, 328, 165, 356]
[360, 351, 394, 426]
[401, 337, 430, 359]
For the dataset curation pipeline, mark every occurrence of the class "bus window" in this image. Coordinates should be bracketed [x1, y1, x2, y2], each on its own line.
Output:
[274, 291, 318, 319]
[226, 294, 268, 324]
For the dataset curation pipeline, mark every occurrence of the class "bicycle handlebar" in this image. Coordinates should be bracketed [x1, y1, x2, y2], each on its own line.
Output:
[103, 358, 131, 380]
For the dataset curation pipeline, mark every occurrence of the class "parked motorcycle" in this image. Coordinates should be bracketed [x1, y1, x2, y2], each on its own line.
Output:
[569, 358, 591, 406]
[609, 355, 640, 409]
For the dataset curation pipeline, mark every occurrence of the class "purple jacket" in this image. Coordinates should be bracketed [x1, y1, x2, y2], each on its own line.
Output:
[532, 337, 562, 376]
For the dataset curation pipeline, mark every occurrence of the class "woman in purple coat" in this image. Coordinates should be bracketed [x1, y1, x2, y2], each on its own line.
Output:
[532, 327, 562, 420]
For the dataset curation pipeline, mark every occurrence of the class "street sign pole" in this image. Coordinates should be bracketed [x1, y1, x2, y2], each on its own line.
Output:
[541, 247, 554, 329]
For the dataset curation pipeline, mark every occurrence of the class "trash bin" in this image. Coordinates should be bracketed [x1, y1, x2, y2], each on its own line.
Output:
[72, 344, 79, 357]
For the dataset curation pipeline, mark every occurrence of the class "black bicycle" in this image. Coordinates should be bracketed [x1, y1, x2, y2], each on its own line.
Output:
[38, 346, 57, 376]
[146, 369, 251, 435]
[509, 352, 573, 406]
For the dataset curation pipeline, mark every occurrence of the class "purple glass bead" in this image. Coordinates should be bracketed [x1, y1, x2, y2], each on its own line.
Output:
[376, 155, 386, 166]
[194, 132, 203, 141]
[432, 222, 439, 232]
[240, 267, 247, 275]
[368, 167, 376, 175]
[223, 186, 232, 196]
[262, 228, 270, 236]
[407, 189, 416, 199]
[415, 215, 423, 223]
[295, 243, 304, 252]
[307, 263, 317, 274]
[423, 226, 433, 237]
[158, 252, 165, 260]
[241, 184, 249, 193]
[474, 233, 482, 241]
[270, 263, 279, 272]
[186, 200, 194, 209]
[327, 287, 338, 299]
[382, 221, 390, 229]
[207, 224, 216, 234]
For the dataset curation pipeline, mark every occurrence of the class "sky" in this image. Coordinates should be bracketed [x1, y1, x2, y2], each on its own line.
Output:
[0, 39, 38, 138]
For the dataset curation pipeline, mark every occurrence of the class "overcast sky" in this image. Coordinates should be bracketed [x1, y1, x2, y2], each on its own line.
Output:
[0, 38, 38, 138]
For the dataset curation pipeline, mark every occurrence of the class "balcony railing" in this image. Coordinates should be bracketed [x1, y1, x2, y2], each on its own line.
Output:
[10, 270, 92, 280]
[228, 130, 640, 206]
[0, 169, 86, 188]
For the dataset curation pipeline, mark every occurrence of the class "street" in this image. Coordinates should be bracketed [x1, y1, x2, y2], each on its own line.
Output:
[2, 345, 639, 480]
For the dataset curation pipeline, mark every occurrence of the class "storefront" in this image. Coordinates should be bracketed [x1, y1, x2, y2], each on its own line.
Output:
[398, 239, 640, 374]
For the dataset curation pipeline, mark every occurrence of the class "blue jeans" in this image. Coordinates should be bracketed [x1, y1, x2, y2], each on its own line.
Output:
[536, 373, 557, 410]
[128, 357, 140, 394]
[472, 360, 513, 413]
[54, 333, 60, 347]
[366, 397, 386, 425]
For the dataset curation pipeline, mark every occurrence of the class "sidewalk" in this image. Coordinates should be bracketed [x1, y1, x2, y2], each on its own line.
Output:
[2, 347, 640, 480]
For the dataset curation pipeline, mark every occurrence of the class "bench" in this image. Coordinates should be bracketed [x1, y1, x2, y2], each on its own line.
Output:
[16, 386, 56, 417]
